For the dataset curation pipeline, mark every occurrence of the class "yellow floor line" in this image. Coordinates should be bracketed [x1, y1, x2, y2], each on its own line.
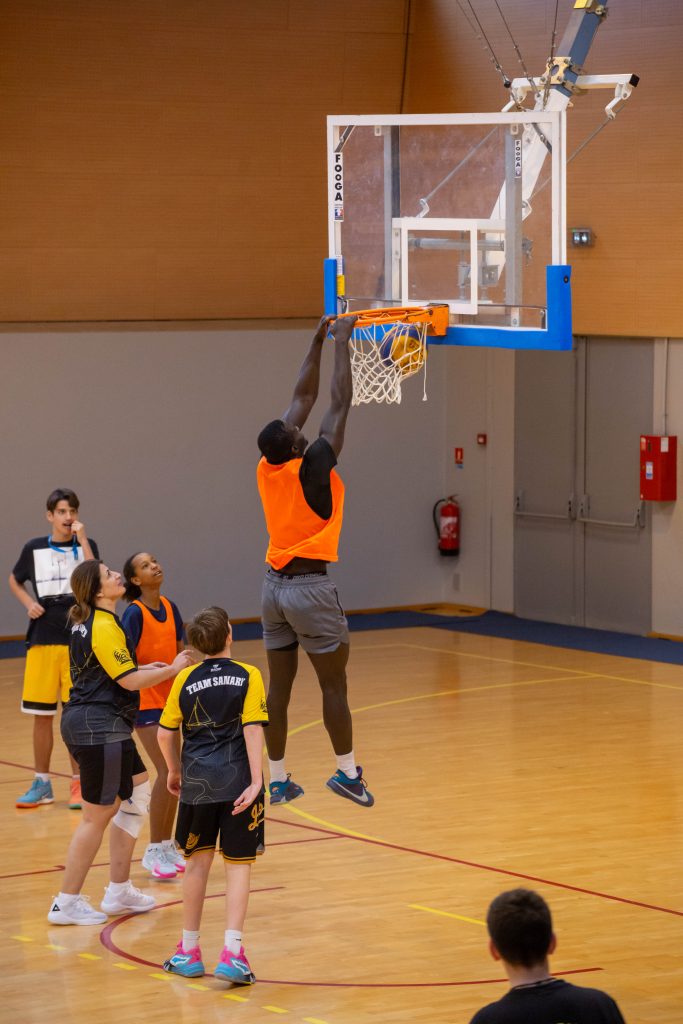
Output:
[287, 674, 600, 737]
[283, 803, 378, 842]
[409, 903, 485, 926]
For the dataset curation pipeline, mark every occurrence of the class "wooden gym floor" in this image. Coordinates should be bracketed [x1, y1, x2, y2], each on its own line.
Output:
[2, 624, 682, 1023]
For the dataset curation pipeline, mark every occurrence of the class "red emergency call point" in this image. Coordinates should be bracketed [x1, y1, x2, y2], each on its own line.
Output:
[477, 433, 487, 446]
[454, 447, 464, 465]
[640, 435, 677, 501]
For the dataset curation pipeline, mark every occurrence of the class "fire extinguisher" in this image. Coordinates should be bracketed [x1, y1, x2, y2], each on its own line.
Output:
[433, 496, 460, 556]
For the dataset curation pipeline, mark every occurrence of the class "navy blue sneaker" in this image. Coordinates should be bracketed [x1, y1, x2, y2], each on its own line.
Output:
[269, 774, 304, 805]
[326, 766, 374, 807]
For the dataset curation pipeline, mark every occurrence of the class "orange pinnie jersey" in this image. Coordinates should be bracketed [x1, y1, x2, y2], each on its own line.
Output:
[257, 456, 344, 569]
[133, 596, 179, 711]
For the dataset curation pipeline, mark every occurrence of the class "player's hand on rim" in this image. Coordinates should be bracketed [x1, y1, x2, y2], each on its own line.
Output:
[328, 313, 357, 342]
[314, 314, 334, 341]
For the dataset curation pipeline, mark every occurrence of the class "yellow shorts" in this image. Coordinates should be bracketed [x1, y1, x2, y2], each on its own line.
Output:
[21, 645, 71, 715]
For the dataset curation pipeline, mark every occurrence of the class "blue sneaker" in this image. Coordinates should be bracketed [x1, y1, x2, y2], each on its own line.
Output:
[269, 774, 304, 805]
[163, 942, 205, 977]
[214, 945, 256, 985]
[16, 777, 54, 808]
[326, 766, 374, 807]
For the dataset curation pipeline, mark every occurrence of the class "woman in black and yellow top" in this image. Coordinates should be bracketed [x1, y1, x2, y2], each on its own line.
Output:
[48, 559, 192, 927]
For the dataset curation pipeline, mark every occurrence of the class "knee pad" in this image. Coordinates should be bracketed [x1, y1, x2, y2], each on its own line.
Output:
[112, 780, 151, 838]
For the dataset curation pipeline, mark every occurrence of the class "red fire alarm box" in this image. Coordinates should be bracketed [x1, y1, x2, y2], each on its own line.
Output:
[640, 435, 677, 501]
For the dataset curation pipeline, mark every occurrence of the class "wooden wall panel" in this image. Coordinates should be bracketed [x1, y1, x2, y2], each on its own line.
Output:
[0, 0, 408, 322]
[1, 0, 680, 330]
[406, 0, 683, 338]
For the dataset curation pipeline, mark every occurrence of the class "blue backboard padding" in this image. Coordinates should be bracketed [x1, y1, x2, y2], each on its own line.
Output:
[324, 257, 337, 316]
[323, 262, 573, 351]
[428, 265, 573, 350]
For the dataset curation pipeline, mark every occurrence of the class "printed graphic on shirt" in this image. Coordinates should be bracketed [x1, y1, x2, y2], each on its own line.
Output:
[33, 546, 87, 598]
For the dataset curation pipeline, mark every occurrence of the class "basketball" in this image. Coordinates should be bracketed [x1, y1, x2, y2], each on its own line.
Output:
[378, 323, 425, 376]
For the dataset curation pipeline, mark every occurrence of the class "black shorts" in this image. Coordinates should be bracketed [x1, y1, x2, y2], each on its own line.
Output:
[175, 791, 266, 863]
[67, 738, 146, 806]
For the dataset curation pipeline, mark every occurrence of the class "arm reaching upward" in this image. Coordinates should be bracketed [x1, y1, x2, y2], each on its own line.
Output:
[282, 316, 332, 430]
[319, 315, 357, 457]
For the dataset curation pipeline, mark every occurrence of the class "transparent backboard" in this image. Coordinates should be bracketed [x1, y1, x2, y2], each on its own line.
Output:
[326, 113, 571, 349]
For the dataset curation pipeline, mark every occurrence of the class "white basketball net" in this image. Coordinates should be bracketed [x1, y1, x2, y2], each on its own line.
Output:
[349, 320, 428, 405]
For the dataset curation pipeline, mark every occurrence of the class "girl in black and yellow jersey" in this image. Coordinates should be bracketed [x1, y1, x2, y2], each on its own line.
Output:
[48, 559, 193, 927]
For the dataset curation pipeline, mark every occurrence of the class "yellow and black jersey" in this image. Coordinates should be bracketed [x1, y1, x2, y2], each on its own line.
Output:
[160, 656, 268, 804]
[61, 608, 138, 746]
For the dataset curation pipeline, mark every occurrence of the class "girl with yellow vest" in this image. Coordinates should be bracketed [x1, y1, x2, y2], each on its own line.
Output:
[121, 552, 185, 880]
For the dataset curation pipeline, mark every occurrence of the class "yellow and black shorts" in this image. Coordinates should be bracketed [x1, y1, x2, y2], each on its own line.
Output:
[176, 791, 265, 863]
[21, 645, 71, 715]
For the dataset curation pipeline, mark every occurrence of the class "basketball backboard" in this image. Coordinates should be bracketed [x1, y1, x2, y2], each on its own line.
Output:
[325, 112, 571, 351]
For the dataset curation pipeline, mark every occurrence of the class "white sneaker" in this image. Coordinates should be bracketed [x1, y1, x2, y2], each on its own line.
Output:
[48, 894, 108, 926]
[161, 842, 186, 874]
[100, 881, 156, 915]
[142, 844, 177, 880]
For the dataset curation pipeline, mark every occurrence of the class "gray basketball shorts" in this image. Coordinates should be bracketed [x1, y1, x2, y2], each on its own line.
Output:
[261, 569, 349, 654]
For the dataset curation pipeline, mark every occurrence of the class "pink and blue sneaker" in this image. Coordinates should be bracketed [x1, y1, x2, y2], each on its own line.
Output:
[163, 942, 205, 978]
[214, 946, 256, 985]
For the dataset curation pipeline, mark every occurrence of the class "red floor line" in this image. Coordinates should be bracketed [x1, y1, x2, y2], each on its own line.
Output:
[267, 817, 683, 919]
[100, 902, 605, 991]
[269, 835, 341, 848]
[100, 886, 285, 966]
[0, 865, 65, 880]
[0, 758, 72, 779]
[0, 836, 333, 883]
[248, 967, 604, 989]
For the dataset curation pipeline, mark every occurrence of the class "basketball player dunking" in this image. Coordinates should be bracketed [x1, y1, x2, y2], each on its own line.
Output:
[256, 313, 374, 808]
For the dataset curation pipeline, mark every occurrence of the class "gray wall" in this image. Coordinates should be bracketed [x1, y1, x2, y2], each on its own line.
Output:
[1, 323, 475, 634]
[6, 324, 678, 638]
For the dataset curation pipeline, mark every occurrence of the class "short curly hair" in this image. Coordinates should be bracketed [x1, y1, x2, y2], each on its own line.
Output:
[257, 419, 294, 464]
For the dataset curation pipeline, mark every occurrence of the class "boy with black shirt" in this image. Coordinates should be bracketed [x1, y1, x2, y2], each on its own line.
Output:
[9, 488, 98, 808]
[469, 889, 626, 1024]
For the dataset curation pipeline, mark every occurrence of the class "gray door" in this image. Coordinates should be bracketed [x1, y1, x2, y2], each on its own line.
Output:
[514, 347, 579, 624]
[514, 337, 652, 633]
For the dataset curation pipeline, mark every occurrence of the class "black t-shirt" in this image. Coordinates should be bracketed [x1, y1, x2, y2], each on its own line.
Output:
[159, 656, 268, 803]
[12, 536, 100, 647]
[469, 979, 626, 1024]
[299, 436, 338, 519]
